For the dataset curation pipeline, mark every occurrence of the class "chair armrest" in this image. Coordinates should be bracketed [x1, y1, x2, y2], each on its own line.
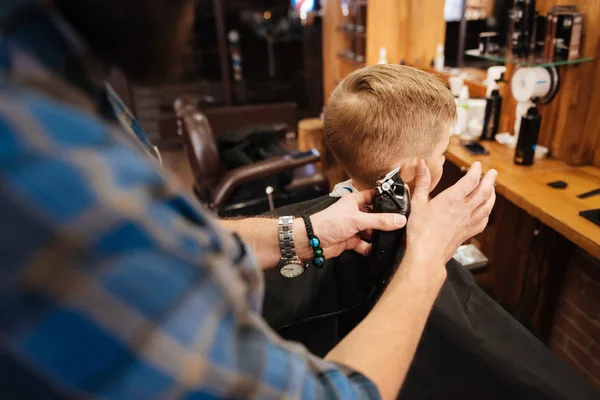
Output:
[212, 149, 320, 207]
[284, 172, 328, 192]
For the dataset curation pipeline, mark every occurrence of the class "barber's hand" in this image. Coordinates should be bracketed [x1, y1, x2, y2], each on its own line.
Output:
[309, 190, 407, 259]
[406, 160, 497, 275]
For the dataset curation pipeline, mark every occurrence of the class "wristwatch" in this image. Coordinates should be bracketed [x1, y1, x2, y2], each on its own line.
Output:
[278, 216, 306, 278]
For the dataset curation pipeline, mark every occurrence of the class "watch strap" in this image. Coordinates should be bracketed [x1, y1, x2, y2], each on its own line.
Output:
[278, 216, 300, 262]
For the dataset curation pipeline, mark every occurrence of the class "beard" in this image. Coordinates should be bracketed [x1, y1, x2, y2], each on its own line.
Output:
[54, 0, 196, 85]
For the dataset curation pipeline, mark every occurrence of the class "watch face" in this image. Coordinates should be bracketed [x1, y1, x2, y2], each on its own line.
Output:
[280, 262, 305, 278]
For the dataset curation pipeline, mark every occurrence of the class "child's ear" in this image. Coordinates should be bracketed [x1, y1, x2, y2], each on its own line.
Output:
[399, 158, 419, 185]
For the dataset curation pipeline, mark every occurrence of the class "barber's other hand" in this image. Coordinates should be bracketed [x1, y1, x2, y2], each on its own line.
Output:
[406, 160, 497, 275]
[309, 190, 407, 259]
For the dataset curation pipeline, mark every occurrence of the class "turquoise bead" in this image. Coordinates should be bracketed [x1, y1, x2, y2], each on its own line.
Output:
[315, 256, 325, 266]
[309, 237, 320, 247]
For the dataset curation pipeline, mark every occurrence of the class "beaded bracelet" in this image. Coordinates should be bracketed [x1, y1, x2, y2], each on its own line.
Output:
[302, 214, 325, 268]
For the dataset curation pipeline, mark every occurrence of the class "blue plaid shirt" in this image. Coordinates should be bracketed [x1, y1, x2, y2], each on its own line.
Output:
[0, 1, 380, 399]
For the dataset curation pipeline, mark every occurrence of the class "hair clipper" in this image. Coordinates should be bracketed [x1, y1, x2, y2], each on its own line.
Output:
[366, 167, 410, 299]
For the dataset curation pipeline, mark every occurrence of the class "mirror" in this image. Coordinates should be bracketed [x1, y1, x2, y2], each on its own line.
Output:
[443, 0, 513, 69]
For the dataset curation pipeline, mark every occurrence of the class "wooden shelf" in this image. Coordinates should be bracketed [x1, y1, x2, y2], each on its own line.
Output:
[337, 24, 367, 38]
[445, 137, 600, 259]
[466, 49, 594, 68]
[337, 52, 366, 67]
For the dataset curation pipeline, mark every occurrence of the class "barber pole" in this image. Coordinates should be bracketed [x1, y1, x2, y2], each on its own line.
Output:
[228, 30, 243, 81]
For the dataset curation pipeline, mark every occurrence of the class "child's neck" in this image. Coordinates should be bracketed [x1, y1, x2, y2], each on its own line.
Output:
[351, 180, 371, 192]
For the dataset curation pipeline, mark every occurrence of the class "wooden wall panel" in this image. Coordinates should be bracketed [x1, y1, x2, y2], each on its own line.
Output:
[537, 79, 563, 150]
[575, 0, 600, 167]
[365, 0, 409, 65]
[322, 1, 370, 103]
[405, 0, 446, 67]
[325, 0, 446, 87]
[322, 0, 343, 103]
[498, 64, 517, 134]
[534, 0, 600, 166]
[537, 0, 579, 14]
[580, 35, 600, 167]
[365, 0, 445, 67]
[595, 136, 600, 167]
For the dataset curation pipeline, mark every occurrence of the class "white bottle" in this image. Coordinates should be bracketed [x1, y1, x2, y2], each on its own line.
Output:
[378, 47, 388, 64]
[454, 86, 470, 135]
[434, 43, 445, 71]
[514, 100, 534, 142]
[449, 74, 464, 97]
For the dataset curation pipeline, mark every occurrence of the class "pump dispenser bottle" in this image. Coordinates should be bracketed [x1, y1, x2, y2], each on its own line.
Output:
[514, 106, 541, 166]
[481, 89, 503, 140]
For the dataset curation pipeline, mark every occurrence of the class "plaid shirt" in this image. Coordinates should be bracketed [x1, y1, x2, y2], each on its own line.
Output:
[0, 1, 380, 399]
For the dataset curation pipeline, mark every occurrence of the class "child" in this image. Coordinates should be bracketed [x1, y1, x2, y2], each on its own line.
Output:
[264, 65, 456, 352]
[263, 65, 597, 399]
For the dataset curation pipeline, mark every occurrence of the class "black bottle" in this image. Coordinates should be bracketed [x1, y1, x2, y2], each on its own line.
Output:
[481, 89, 503, 140]
[511, 0, 536, 58]
[514, 106, 541, 166]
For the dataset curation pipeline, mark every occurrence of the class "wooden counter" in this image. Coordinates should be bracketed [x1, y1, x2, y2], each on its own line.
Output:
[446, 137, 600, 259]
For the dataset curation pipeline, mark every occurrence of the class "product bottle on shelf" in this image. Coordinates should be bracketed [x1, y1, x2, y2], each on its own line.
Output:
[511, 0, 536, 58]
[378, 47, 388, 64]
[514, 106, 542, 166]
[434, 43, 445, 71]
[454, 86, 470, 135]
[481, 89, 503, 140]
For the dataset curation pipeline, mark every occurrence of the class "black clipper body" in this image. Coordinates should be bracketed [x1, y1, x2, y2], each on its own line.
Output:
[366, 167, 411, 300]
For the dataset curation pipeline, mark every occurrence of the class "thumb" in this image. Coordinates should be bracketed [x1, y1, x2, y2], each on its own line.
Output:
[411, 159, 431, 204]
[356, 212, 407, 232]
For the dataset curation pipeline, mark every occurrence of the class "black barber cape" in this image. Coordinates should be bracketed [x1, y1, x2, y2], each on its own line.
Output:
[263, 195, 599, 399]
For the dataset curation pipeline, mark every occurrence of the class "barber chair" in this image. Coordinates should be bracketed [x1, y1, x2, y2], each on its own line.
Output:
[174, 96, 329, 217]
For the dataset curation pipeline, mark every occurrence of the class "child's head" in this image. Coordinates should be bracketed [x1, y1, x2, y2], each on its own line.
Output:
[323, 64, 456, 192]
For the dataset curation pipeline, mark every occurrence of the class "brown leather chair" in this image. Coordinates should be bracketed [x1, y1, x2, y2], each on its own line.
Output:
[174, 96, 328, 215]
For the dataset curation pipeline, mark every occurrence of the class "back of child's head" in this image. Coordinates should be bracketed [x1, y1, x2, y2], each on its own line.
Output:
[323, 64, 456, 186]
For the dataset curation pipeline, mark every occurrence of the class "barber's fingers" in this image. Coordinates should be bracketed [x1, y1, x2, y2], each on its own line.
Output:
[411, 160, 431, 205]
[355, 212, 407, 232]
[452, 162, 483, 198]
[471, 189, 496, 224]
[352, 238, 372, 257]
[466, 169, 497, 210]
[352, 189, 378, 208]
[468, 216, 490, 238]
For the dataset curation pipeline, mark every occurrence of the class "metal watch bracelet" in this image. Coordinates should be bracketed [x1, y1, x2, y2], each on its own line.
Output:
[278, 216, 306, 278]
[278, 216, 297, 260]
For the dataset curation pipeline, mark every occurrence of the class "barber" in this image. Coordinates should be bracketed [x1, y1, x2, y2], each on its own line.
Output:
[0, 0, 496, 399]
